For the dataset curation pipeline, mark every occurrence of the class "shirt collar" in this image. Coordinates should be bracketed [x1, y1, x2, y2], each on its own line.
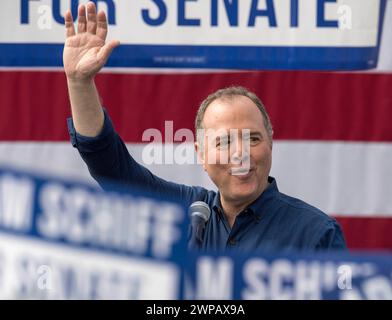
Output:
[212, 176, 279, 221]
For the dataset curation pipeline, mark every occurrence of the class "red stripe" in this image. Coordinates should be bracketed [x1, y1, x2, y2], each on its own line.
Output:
[336, 217, 392, 251]
[0, 70, 392, 142]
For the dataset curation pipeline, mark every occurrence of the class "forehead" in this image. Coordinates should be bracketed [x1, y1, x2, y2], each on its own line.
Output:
[202, 95, 266, 132]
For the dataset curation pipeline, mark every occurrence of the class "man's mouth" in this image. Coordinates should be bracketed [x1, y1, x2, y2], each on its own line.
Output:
[230, 166, 253, 176]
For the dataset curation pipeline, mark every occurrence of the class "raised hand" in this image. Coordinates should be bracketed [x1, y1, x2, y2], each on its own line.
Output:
[63, 2, 120, 81]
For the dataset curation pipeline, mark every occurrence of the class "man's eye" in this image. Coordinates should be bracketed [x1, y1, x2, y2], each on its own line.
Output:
[248, 136, 261, 145]
[217, 138, 230, 147]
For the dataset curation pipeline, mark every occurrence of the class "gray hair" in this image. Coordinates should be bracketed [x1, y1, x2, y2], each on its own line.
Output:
[195, 86, 273, 144]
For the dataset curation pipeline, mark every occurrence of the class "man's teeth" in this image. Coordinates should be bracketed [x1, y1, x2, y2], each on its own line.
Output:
[231, 168, 251, 175]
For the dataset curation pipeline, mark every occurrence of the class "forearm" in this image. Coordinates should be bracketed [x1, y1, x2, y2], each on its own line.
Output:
[67, 78, 104, 137]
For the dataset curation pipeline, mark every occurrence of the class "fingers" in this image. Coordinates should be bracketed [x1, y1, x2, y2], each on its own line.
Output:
[77, 2, 100, 35]
[77, 4, 87, 33]
[86, 2, 97, 34]
[97, 40, 120, 64]
[96, 11, 108, 40]
[65, 10, 75, 38]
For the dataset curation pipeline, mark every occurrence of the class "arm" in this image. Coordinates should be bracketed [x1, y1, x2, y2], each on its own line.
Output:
[64, 2, 209, 206]
[63, 2, 119, 137]
[68, 110, 209, 206]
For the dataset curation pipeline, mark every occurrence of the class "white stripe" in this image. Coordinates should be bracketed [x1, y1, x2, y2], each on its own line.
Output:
[0, 141, 391, 216]
[271, 141, 392, 216]
[0, 142, 216, 189]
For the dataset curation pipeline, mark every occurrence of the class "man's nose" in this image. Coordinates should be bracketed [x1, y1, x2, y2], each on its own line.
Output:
[231, 138, 250, 165]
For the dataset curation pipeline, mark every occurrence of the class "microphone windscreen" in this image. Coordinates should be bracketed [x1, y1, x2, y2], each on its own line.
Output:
[189, 201, 211, 222]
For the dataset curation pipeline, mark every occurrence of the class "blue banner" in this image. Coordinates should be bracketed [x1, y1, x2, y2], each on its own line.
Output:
[185, 251, 392, 300]
[1, 165, 392, 299]
[0, 165, 188, 299]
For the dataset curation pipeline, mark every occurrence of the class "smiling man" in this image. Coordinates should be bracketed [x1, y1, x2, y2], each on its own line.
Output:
[64, 2, 346, 252]
[195, 91, 273, 228]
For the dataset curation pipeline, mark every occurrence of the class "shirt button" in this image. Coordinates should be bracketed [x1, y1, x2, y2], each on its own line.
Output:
[228, 238, 237, 246]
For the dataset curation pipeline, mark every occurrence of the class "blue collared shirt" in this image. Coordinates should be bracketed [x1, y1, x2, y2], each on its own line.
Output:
[67, 111, 347, 253]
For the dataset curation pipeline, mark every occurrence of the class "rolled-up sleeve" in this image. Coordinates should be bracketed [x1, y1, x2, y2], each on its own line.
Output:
[67, 109, 115, 153]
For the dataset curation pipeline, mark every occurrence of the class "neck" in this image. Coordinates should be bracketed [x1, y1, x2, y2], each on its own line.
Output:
[220, 180, 270, 228]
[220, 199, 251, 228]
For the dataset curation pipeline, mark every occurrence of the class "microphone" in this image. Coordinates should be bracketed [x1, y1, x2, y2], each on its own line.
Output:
[188, 201, 211, 250]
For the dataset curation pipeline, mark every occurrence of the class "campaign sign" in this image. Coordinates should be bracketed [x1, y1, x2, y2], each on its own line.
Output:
[0, 165, 187, 299]
[185, 251, 392, 300]
[0, 0, 387, 70]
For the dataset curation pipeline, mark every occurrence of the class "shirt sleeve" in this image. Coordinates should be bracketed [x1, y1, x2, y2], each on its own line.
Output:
[315, 219, 348, 251]
[67, 109, 207, 206]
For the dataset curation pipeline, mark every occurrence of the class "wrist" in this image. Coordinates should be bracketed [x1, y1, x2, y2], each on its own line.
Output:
[67, 77, 95, 88]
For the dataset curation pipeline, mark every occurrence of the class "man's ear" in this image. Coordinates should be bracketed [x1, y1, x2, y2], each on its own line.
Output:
[195, 141, 207, 171]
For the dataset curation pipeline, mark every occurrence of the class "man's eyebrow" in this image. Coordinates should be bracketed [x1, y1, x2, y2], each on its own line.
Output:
[244, 131, 263, 137]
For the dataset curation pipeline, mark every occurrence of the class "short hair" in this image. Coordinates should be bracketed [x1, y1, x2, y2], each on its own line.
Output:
[195, 86, 273, 143]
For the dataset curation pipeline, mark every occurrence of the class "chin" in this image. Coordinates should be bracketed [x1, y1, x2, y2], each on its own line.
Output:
[230, 187, 258, 201]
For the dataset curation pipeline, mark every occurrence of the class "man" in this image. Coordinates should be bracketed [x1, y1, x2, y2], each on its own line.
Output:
[64, 2, 346, 252]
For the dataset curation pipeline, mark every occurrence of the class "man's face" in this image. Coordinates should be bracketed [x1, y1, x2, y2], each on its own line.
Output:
[196, 96, 272, 206]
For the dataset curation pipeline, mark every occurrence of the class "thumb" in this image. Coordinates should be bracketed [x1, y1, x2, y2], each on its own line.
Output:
[97, 40, 120, 64]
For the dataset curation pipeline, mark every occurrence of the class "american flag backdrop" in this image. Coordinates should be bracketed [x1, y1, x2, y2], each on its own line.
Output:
[0, 0, 391, 252]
